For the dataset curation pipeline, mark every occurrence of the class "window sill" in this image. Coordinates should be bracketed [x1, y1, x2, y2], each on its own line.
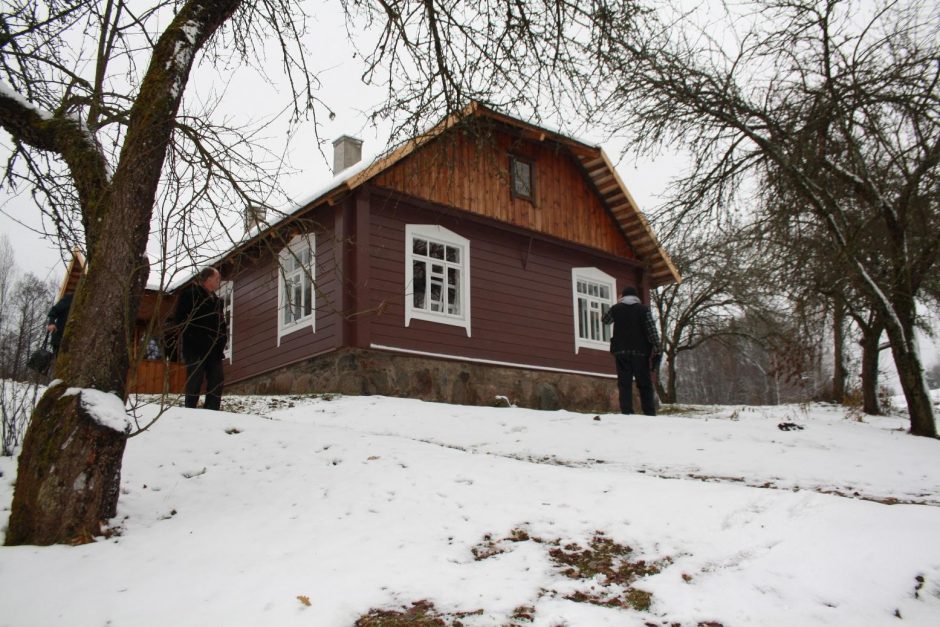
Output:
[406, 309, 471, 337]
[575, 339, 610, 354]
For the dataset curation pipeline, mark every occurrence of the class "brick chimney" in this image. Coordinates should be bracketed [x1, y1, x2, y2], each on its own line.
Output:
[332, 135, 363, 174]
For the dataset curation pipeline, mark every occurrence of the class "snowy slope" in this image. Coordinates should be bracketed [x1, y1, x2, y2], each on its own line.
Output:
[1, 394, 939, 626]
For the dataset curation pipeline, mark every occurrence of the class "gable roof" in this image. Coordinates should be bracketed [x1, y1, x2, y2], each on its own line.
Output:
[191, 102, 680, 290]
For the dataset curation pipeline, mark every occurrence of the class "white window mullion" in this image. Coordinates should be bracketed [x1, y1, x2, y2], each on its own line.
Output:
[572, 267, 616, 354]
[405, 225, 470, 337]
[219, 281, 234, 363]
[277, 234, 316, 345]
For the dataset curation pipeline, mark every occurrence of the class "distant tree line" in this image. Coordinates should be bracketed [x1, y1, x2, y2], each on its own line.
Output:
[0, 234, 55, 456]
[0, 235, 55, 381]
[585, 0, 939, 436]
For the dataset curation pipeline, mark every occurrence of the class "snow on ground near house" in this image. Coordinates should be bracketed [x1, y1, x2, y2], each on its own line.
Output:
[1, 393, 939, 626]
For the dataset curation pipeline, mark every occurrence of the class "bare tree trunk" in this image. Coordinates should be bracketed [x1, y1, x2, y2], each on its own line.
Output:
[657, 352, 677, 404]
[831, 298, 846, 403]
[5, 0, 243, 545]
[884, 297, 937, 437]
[859, 322, 883, 415]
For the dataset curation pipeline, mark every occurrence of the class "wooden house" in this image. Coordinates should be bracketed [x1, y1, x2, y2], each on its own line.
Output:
[66, 103, 680, 411]
[196, 103, 680, 411]
[51, 250, 187, 394]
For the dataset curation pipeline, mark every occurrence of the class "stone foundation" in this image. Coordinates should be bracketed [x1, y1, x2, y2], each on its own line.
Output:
[226, 348, 619, 413]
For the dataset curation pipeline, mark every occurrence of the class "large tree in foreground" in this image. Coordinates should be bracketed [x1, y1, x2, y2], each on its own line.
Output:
[0, 0, 606, 544]
[589, 0, 939, 436]
[1, 0, 318, 545]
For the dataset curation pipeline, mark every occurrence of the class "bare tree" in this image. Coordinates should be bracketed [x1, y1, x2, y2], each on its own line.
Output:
[0, 236, 52, 455]
[651, 224, 759, 403]
[0, 235, 15, 350]
[586, 0, 940, 436]
[0, 0, 334, 545]
[0, 0, 619, 544]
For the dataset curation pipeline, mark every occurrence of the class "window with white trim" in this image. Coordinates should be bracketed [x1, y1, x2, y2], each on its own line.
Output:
[277, 234, 315, 344]
[572, 267, 615, 353]
[405, 225, 471, 336]
[218, 280, 234, 362]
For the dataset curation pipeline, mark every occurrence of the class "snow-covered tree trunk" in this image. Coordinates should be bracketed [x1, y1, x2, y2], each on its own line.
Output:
[657, 352, 678, 404]
[884, 296, 935, 437]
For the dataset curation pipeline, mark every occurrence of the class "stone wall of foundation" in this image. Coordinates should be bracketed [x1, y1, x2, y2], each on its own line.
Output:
[226, 348, 620, 413]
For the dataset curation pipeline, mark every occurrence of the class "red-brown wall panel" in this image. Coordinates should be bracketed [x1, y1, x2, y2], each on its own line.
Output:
[224, 207, 342, 383]
[363, 189, 641, 376]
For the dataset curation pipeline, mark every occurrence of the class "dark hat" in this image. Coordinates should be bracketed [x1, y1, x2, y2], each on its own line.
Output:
[621, 286, 638, 297]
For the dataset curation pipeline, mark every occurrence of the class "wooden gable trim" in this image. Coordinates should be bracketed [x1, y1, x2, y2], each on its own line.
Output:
[576, 150, 682, 287]
[367, 184, 648, 270]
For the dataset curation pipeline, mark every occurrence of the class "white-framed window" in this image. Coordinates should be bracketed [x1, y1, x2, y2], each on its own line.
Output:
[572, 267, 615, 353]
[277, 233, 316, 345]
[218, 280, 234, 362]
[405, 224, 471, 337]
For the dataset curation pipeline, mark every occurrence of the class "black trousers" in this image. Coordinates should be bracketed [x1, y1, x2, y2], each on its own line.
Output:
[184, 353, 224, 410]
[614, 352, 656, 416]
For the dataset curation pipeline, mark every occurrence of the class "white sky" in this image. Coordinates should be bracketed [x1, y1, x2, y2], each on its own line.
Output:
[0, 3, 677, 283]
[3, 391, 940, 625]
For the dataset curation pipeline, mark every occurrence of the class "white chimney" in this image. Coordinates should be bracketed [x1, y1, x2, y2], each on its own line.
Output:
[332, 135, 363, 174]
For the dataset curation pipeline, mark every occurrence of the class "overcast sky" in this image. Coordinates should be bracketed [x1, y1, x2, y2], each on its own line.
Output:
[0, 3, 678, 285]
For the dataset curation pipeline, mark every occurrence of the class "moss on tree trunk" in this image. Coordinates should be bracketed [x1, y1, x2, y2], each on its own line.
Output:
[5, 383, 127, 546]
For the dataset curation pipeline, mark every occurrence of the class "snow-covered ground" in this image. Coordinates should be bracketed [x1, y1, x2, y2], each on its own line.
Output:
[2, 392, 940, 626]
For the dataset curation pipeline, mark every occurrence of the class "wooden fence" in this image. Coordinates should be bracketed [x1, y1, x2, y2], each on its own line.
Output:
[128, 360, 186, 395]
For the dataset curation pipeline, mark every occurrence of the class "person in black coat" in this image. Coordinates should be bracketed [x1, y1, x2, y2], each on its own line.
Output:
[46, 293, 74, 354]
[602, 285, 662, 415]
[173, 267, 227, 410]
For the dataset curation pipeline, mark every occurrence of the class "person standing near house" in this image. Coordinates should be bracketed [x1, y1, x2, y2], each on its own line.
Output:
[46, 293, 73, 355]
[173, 267, 227, 410]
[602, 286, 662, 416]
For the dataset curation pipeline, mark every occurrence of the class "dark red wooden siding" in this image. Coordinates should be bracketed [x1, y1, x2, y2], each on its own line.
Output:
[224, 206, 343, 383]
[222, 187, 643, 385]
[362, 188, 640, 376]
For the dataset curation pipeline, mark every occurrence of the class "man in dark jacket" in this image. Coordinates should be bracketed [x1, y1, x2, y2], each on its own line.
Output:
[46, 293, 73, 354]
[602, 286, 662, 415]
[173, 267, 227, 410]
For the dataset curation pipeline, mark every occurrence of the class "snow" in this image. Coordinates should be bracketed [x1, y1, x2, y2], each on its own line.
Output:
[2, 393, 939, 626]
[146, 156, 377, 292]
[0, 80, 53, 120]
[79, 388, 132, 433]
[61, 387, 132, 433]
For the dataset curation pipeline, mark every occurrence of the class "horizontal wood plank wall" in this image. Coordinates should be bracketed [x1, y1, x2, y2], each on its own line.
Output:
[224, 207, 342, 383]
[373, 127, 635, 260]
[365, 191, 637, 375]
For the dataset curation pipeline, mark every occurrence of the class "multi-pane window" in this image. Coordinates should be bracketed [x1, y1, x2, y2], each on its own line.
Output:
[278, 234, 315, 343]
[572, 267, 615, 353]
[218, 280, 234, 361]
[405, 225, 471, 336]
[412, 239, 462, 315]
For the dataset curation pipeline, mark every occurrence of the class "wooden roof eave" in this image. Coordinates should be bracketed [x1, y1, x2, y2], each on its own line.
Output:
[58, 248, 86, 299]
[586, 150, 682, 288]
